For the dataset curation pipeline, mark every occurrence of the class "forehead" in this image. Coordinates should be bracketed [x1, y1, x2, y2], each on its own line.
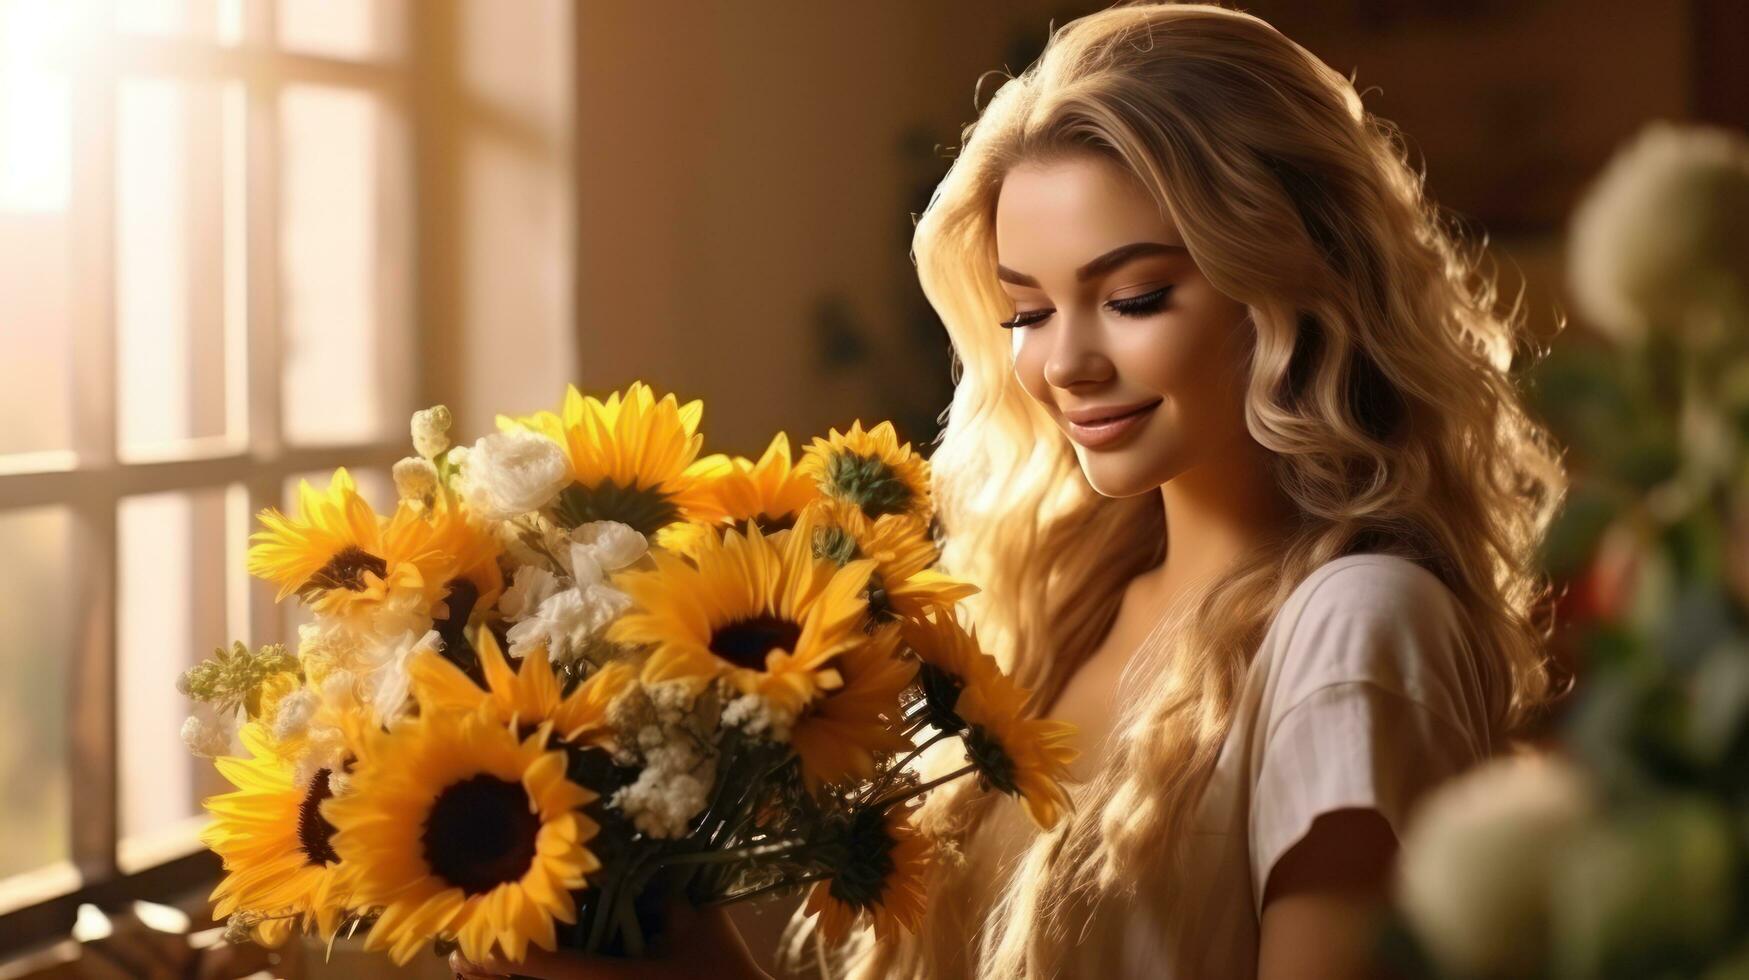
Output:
[994, 155, 1181, 263]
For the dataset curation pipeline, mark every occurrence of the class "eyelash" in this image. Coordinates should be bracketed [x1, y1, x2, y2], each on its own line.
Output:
[997, 286, 1174, 330]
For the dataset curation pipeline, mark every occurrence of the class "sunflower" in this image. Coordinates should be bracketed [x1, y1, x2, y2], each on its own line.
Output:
[805, 497, 977, 624]
[896, 610, 1005, 735]
[954, 672, 1079, 832]
[791, 624, 917, 794]
[500, 381, 720, 549]
[799, 420, 933, 526]
[804, 801, 931, 945]
[606, 510, 878, 716]
[324, 708, 599, 966]
[406, 492, 505, 632]
[409, 625, 633, 748]
[897, 612, 1078, 828]
[247, 468, 447, 621]
[201, 721, 349, 944]
[686, 431, 822, 533]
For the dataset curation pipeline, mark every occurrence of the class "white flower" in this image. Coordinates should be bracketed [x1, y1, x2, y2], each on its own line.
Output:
[297, 621, 442, 727]
[571, 521, 648, 571]
[1396, 753, 1597, 979]
[721, 693, 793, 743]
[367, 628, 443, 727]
[608, 739, 715, 839]
[294, 725, 349, 788]
[1568, 121, 1749, 344]
[500, 565, 564, 622]
[505, 584, 633, 665]
[555, 521, 647, 585]
[411, 405, 453, 460]
[271, 689, 319, 743]
[563, 543, 605, 586]
[457, 430, 571, 520]
[446, 443, 472, 473]
[180, 712, 236, 758]
[392, 456, 439, 503]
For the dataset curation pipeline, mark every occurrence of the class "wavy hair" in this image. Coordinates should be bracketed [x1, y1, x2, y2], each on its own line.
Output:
[781, 3, 1567, 976]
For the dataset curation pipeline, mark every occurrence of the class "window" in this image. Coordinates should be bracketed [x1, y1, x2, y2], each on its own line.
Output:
[0, 0, 418, 951]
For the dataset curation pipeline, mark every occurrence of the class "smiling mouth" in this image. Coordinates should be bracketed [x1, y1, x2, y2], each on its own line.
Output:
[1076, 402, 1159, 425]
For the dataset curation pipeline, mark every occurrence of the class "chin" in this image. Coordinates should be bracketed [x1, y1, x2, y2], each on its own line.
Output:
[1077, 452, 1174, 498]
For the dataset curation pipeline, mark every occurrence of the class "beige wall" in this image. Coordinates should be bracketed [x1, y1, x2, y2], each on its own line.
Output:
[574, 1, 1103, 460]
[419, 0, 578, 440]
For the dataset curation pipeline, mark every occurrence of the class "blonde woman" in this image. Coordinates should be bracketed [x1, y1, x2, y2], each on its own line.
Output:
[453, 3, 1564, 978]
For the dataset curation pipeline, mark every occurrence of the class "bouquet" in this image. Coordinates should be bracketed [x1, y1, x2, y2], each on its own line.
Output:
[178, 381, 1081, 968]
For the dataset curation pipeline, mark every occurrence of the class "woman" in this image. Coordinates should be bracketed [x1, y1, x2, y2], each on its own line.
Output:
[454, 3, 1564, 977]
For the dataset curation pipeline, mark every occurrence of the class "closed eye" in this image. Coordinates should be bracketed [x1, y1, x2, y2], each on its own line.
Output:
[997, 285, 1174, 330]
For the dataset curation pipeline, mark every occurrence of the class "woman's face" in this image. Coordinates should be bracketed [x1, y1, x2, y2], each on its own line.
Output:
[995, 154, 1256, 498]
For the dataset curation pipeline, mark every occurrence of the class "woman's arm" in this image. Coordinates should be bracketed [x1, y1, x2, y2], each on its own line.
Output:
[1256, 808, 1402, 980]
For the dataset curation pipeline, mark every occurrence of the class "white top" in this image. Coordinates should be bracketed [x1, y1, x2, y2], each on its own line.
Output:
[1034, 552, 1499, 978]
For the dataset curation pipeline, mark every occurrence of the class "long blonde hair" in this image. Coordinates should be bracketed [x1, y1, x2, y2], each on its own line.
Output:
[787, 3, 1566, 976]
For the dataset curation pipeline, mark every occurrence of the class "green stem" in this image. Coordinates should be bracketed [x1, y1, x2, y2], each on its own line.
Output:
[616, 892, 646, 958]
[704, 872, 831, 909]
[859, 730, 951, 806]
[653, 838, 807, 869]
[872, 763, 977, 811]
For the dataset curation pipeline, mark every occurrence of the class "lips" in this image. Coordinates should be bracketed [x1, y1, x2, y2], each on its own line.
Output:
[1063, 399, 1161, 449]
[1070, 403, 1155, 424]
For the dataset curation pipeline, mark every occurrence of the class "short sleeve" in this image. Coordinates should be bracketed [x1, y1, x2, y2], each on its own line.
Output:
[1244, 556, 1493, 915]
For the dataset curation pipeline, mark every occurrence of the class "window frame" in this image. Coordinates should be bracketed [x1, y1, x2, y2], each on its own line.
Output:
[0, 0, 426, 956]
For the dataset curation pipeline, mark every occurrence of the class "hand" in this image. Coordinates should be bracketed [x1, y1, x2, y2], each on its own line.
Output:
[449, 897, 772, 980]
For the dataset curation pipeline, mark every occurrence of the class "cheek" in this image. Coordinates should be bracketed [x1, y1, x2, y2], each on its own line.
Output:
[1120, 306, 1251, 416]
[1010, 331, 1051, 402]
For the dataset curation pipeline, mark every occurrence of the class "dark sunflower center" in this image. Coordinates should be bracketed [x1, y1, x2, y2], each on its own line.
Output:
[865, 571, 893, 622]
[299, 546, 388, 598]
[422, 775, 541, 896]
[553, 479, 681, 538]
[435, 577, 480, 655]
[754, 511, 797, 535]
[297, 768, 341, 866]
[827, 807, 898, 910]
[821, 452, 913, 519]
[811, 525, 860, 566]
[915, 661, 966, 733]
[708, 615, 802, 671]
[963, 724, 1019, 796]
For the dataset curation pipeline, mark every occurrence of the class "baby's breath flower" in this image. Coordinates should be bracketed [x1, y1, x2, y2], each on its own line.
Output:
[392, 456, 439, 503]
[722, 692, 794, 743]
[180, 713, 235, 758]
[410, 405, 453, 460]
[608, 740, 715, 839]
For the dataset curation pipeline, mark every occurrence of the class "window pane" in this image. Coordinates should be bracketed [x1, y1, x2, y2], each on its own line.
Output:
[117, 487, 232, 871]
[116, 78, 238, 459]
[0, 506, 72, 880]
[0, 0, 73, 456]
[114, 0, 235, 42]
[280, 85, 392, 445]
[278, 0, 403, 61]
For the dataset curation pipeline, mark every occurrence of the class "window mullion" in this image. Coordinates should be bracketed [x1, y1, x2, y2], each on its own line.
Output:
[242, 0, 284, 647]
[65, 0, 121, 888]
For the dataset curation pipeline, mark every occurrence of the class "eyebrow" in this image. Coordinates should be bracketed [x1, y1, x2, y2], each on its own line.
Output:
[995, 241, 1188, 288]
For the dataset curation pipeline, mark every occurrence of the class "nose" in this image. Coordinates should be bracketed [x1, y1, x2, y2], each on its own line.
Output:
[1041, 311, 1114, 390]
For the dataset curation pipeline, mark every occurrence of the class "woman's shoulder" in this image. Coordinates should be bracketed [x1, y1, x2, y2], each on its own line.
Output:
[1280, 552, 1460, 627]
[1252, 551, 1485, 735]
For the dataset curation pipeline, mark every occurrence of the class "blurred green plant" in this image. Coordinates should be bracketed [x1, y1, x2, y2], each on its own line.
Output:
[1392, 121, 1749, 979]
